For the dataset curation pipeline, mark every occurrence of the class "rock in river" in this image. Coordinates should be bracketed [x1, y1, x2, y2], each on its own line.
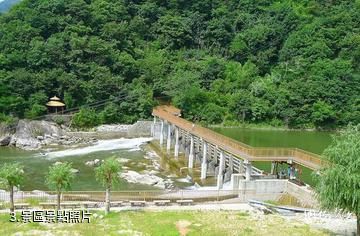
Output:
[71, 168, 80, 174]
[85, 159, 101, 167]
[0, 136, 11, 146]
[120, 170, 168, 189]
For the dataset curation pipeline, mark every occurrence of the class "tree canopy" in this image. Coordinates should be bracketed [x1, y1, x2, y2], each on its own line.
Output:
[0, 162, 24, 212]
[0, 0, 359, 128]
[316, 125, 360, 234]
[0, 162, 24, 190]
[46, 162, 75, 192]
[95, 157, 121, 188]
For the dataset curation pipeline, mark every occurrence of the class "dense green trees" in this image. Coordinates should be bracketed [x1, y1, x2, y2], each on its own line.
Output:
[0, 0, 359, 128]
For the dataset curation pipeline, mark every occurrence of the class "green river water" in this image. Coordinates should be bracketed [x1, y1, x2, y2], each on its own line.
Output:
[212, 127, 334, 185]
[0, 128, 334, 190]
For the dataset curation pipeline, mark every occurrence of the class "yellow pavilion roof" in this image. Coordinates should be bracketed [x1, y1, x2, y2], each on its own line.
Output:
[46, 101, 65, 107]
[50, 96, 61, 101]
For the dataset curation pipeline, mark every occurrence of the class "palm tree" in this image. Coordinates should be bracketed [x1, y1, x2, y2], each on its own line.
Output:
[46, 162, 75, 210]
[0, 163, 24, 212]
[95, 158, 121, 214]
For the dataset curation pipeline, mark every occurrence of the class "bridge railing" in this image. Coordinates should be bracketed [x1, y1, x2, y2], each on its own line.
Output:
[153, 107, 252, 154]
[153, 106, 325, 170]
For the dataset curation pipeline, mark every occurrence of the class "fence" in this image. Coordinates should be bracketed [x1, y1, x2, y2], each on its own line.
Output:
[0, 189, 283, 205]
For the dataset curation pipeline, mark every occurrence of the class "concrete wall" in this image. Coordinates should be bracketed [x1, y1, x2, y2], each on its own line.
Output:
[286, 181, 318, 207]
[235, 178, 318, 207]
[128, 121, 152, 137]
[237, 179, 288, 202]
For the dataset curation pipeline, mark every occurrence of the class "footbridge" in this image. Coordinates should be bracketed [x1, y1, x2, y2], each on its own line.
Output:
[151, 105, 325, 189]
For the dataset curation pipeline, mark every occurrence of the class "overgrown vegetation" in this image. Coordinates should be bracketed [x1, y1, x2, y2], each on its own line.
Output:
[0, 0, 359, 128]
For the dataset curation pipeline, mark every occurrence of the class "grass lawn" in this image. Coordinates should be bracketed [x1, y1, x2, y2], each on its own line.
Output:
[0, 210, 330, 236]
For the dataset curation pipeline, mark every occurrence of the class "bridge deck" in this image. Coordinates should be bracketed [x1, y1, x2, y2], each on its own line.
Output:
[153, 106, 325, 170]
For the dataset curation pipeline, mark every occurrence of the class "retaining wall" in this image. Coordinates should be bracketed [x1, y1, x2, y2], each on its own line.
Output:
[235, 179, 318, 207]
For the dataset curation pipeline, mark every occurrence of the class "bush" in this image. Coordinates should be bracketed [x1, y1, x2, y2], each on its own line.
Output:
[99, 102, 121, 124]
[24, 104, 47, 119]
[53, 116, 65, 126]
[72, 108, 100, 128]
[200, 103, 226, 124]
[0, 113, 16, 125]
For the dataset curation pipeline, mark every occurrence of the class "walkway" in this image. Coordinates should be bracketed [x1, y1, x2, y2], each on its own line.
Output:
[152, 105, 324, 170]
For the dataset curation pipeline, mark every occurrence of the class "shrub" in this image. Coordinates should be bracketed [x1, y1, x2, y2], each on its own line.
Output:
[53, 116, 65, 126]
[0, 113, 16, 125]
[72, 108, 100, 128]
[24, 104, 47, 119]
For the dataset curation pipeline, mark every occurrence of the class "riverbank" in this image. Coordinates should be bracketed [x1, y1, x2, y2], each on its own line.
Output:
[0, 120, 152, 150]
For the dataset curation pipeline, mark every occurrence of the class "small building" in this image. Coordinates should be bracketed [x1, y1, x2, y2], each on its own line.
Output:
[46, 96, 65, 114]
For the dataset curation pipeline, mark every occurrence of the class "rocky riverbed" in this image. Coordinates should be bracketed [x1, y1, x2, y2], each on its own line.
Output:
[0, 120, 152, 150]
[0, 120, 193, 191]
[0, 120, 96, 150]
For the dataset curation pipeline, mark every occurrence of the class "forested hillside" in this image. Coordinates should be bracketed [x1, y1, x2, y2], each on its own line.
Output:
[0, 0, 359, 128]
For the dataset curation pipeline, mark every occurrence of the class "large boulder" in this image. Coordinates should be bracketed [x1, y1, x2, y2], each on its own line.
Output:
[120, 170, 166, 189]
[0, 136, 11, 146]
[12, 120, 64, 150]
[0, 123, 15, 146]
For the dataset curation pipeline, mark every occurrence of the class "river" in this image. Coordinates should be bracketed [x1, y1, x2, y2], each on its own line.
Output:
[0, 138, 191, 191]
[0, 128, 334, 190]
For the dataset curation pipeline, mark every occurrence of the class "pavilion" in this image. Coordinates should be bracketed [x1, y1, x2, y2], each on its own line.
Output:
[46, 96, 65, 114]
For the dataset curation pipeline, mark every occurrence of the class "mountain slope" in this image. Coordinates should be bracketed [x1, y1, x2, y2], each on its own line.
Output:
[0, 0, 359, 128]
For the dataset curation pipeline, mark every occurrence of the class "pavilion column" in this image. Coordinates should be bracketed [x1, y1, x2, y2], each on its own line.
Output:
[159, 120, 164, 146]
[174, 127, 179, 158]
[166, 123, 171, 153]
[188, 135, 194, 169]
[245, 160, 252, 181]
[201, 142, 207, 180]
[217, 150, 225, 189]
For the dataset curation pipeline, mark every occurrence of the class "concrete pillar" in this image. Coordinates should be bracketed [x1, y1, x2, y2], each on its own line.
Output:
[245, 160, 252, 181]
[217, 150, 225, 189]
[166, 123, 171, 153]
[229, 155, 234, 173]
[237, 159, 244, 173]
[174, 127, 179, 158]
[200, 142, 207, 179]
[188, 135, 194, 169]
[151, 116, 156, 137]
[159, 120, 164, 146]
[289, 166, 295, 180]
[271, 161, 276, 175]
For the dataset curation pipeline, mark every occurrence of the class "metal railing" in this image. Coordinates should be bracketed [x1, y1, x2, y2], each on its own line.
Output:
[0, 190, 296, 207]
[0, 190, 244, 204]
[153, 106, 325, 170]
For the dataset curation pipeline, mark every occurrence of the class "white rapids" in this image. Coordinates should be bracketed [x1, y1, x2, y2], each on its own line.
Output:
[45, 137, 153, 158]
